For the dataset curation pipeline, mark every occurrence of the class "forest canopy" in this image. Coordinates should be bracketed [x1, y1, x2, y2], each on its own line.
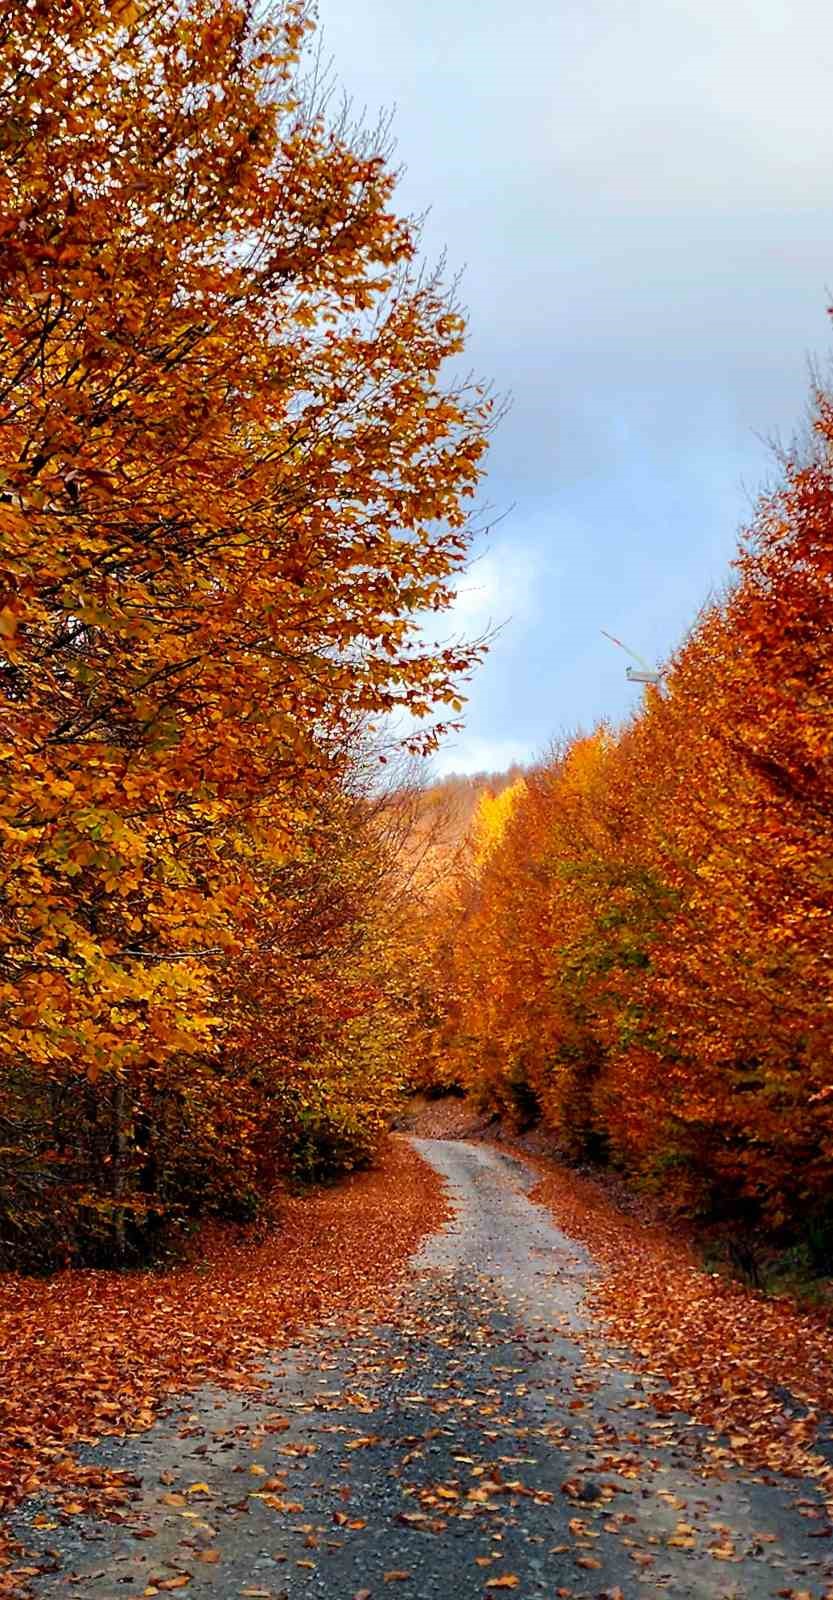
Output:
[0, 0, 491, 1268]
[417, 388, 833, 1255]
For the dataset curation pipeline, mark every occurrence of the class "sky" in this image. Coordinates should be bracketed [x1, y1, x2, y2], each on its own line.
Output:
[317, 0, 833, 775]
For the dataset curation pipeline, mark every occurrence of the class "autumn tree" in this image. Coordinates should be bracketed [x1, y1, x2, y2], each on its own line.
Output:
[0, 0, 491, 1264]
[426, 371, 833, 1250]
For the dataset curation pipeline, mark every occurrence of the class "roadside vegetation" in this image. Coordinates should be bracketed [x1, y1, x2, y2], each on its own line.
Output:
[0, 0, 491, 1270]
[417, 378, 833, 1294]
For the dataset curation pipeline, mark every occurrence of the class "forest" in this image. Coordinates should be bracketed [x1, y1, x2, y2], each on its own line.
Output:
[419, 414, 833, 1267]
[0, 0, 491, 1271]
[2, 0, 832, 1291]
[7, 5, 833, 1594]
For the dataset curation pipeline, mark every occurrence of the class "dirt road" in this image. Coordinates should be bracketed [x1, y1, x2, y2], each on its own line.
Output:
[12, 1139, 833, 1597]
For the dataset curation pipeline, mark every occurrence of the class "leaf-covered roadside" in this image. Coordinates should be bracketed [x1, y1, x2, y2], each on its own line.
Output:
[14, 1140, 832, 1600]
[529, 1154, 833, 1502]
[0, 1139, 448, 1547]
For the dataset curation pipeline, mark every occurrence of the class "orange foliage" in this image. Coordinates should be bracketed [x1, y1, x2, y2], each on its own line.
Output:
[0, 0, 490, 1262]
[428, 381, 833, 1242]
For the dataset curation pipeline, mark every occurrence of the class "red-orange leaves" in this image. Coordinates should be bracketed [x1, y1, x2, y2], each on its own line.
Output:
[0, 1139, 448, 1519]
[0, 0, 491, 1268]
[531, 1155, 833, 1497]
[422, 366, 833, 1248]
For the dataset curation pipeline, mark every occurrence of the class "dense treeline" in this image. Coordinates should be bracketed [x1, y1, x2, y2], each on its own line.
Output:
[0, 0, 489, 1268]
[427, 387, 833, 1255]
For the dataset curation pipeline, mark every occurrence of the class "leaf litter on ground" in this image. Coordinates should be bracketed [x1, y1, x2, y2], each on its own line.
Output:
[0, 1139, 449, 1595]
[527, 1151, 833, 1507]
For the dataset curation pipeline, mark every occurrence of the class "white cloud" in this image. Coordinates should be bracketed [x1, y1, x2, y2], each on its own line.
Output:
[430, 733, 531, 779]
[416, 536, 553, 653]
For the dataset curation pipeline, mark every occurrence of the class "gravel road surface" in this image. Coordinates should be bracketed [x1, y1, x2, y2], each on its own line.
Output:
[11, 1138, 833, 1598]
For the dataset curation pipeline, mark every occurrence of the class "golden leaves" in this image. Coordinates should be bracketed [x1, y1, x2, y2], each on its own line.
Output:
[0, 0, 490, 1282]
